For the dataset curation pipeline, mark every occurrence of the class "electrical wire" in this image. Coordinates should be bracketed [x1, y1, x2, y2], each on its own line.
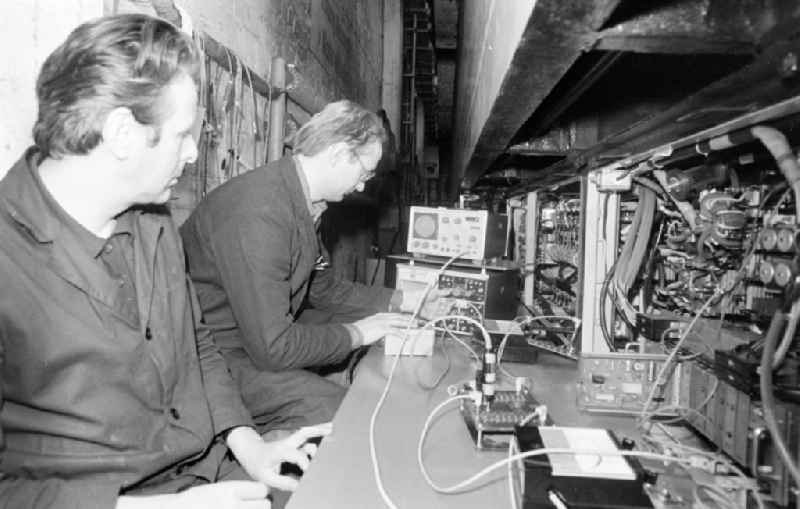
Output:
[637, 290, 718, 424]
[599, 262, 617, 351]
[368, 252, 466, 509]
[693, 483, 738, 509]
[436, 325, 481, 362]
[772, 299, 800, 369]
[496, 316, 529, 378]
[640, 420, 766, 509]
[413, 313, 493, 390]
[417, 395, 693, 494]
[508, 439, 519, 509]
[415, 335, 452, 390]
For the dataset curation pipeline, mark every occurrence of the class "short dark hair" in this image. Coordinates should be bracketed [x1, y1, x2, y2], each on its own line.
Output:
[33, 14, 201, 159]
[293, 100, 387, 157]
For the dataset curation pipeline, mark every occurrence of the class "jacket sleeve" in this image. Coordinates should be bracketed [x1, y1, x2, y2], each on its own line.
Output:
[0, 344, 121, 509]
[207, 213, 353, 371]
[306, 243, 397, 316]
[0, 477, 120, 509]
[187, 276, 254, 435]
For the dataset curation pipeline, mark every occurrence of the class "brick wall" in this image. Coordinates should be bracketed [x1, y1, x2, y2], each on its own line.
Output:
[0, 0, 104, 176]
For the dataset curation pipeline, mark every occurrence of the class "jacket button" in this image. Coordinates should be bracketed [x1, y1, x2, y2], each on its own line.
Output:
[145, 327, 153, 340]
[170, 407, 181, 420]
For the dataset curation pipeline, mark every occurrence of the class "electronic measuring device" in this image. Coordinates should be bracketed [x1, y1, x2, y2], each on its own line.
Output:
[394, 261, 518, 333]
[407, 206, 508, 261]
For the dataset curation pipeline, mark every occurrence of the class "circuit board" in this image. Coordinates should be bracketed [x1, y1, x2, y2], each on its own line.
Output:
[577, 352, 681, 415]
[460, 384, 550, 449]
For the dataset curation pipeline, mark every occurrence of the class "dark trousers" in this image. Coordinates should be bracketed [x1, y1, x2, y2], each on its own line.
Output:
[225, 307, 374, 433]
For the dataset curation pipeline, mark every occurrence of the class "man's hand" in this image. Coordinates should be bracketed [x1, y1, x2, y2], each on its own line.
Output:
[226, 423, 333, 491]
[116, 481, 269, 509]
[399, 288, 452, 320]
[351, 312, 412, 347]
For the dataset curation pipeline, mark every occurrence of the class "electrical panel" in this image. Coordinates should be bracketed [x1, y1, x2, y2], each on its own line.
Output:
[583, 148, 798, 352]
[530, 189, 582, 318]
[678, 359, 799, 507]
[574, 107, 800, 509]
[508, 181, 585, 360]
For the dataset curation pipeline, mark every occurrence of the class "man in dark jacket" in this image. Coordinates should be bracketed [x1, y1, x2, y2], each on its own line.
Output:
[0, 14, 326, 509]
[180, 101, 438, 431]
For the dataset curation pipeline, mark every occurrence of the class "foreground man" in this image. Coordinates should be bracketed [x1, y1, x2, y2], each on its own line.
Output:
[0, 14, 326, 509]
[181, 100, 440, 431]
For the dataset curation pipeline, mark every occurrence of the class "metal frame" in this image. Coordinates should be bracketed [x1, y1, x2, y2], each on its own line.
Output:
[580, 173, 620, 353]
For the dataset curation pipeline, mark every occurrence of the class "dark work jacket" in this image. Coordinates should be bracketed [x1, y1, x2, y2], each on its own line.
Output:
[180, 156, 395, 372]
[0, 149, 253, 509]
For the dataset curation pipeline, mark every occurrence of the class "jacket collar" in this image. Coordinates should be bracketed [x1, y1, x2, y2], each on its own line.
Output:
[1, 147, 66, 244]
[291, 156, 327, 223]
[1, 147, 165, 327]
[1, 147, 161, 245]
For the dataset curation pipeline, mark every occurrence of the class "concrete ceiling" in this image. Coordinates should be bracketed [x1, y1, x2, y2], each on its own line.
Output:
[419, 0, 800, 193]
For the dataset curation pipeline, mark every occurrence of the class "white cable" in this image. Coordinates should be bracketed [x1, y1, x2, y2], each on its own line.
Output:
[368, 323, 409, 509]
[416, 395, 692, 495]
[417, 396, 766, 507]
[508, 439, 519, 509]
[369, 251, 466, 509]
[496, 316, 530, 378]
[426, 314, 493, 351]
[435, 324, 481, 361]
[641, 415, 766, 509]
[773, 299, 800, 369]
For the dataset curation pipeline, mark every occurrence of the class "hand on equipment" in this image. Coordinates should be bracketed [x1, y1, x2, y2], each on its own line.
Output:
[399, 288, 452, 320]
[352, 312, 412, 346]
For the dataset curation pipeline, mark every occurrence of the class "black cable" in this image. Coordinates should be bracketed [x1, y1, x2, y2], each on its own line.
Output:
[759, 180, 789, 209]
[599, 260, 618, 352]
[518, 298, 537, 319]
[369, 256, 382, 286]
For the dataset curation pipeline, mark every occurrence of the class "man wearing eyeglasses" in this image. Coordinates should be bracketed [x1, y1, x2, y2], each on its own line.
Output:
[180, 100, 438, 432]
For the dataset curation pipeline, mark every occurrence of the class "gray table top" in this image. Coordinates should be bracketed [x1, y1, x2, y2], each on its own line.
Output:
[287, 341, 637, 509]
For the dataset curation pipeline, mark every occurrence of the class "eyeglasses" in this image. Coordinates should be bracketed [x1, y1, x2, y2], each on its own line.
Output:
[353, 152, 375, 183]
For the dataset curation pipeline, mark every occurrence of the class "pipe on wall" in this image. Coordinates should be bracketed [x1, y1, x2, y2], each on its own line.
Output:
[268, 56, 287, 162]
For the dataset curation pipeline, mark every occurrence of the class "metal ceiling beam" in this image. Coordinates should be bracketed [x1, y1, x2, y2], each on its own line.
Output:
[518, 50, 622, 144]
[541, 32, 800, 183]
[595, 34, 755, 55]
[593, 1, 758, 55]
[458, 0, 623, 190]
